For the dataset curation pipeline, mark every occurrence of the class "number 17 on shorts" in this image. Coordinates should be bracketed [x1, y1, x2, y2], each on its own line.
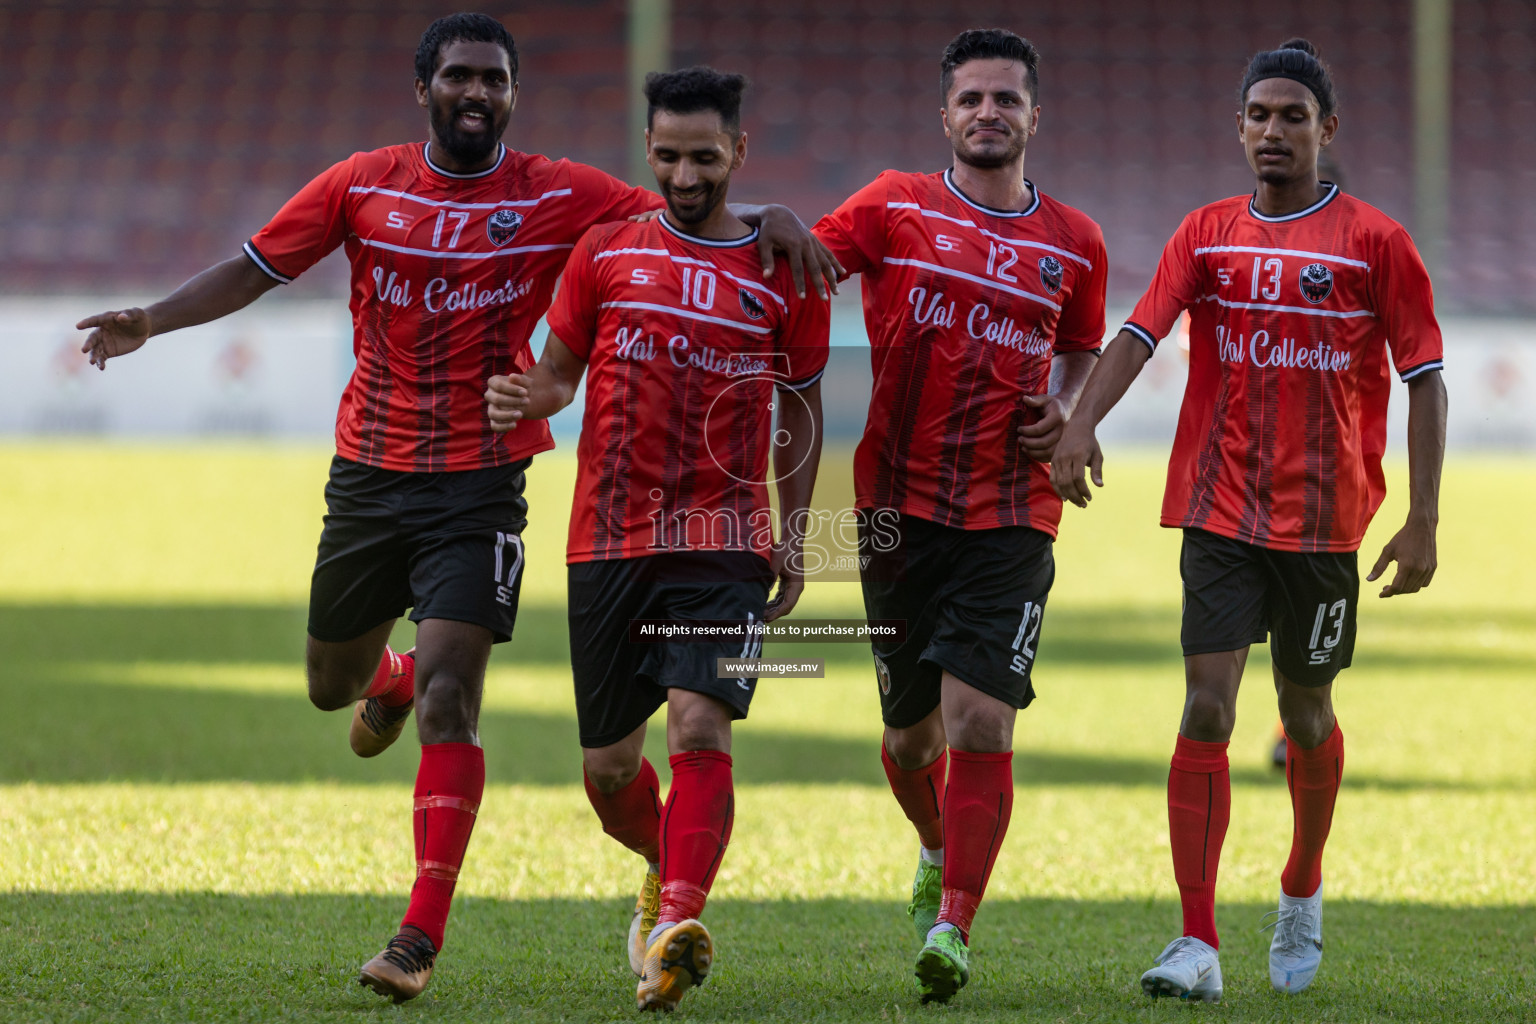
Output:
[494, 532, 525, 608]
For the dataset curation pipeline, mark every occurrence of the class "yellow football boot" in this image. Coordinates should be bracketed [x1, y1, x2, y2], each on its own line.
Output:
[628, 867, 662, 976]
[636, 919, 712, 1012]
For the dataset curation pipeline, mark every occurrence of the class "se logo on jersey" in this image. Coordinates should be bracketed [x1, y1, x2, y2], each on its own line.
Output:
[487, 210, 524, 247]
[1038, 256, 1064, 295]
[1299, 262, 1333, 303]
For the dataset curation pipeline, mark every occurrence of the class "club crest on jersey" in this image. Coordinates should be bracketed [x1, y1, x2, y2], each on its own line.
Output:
[1299, 262, 1333, 303]
[1038, 256, 1064, 295]
[738, 288, 767, 320]
[486, 210, 524, 247]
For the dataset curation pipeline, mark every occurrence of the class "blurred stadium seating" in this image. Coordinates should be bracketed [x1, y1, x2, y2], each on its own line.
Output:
[1, 0, 1529, 311]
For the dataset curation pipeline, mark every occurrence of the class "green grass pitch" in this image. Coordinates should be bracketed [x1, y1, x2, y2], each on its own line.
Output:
[1, 443, 1532, 1022]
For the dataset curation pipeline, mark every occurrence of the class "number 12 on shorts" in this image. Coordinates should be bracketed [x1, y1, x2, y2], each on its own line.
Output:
[493, 532, 524, 607]
[1010, 602, 1042, 676]
[1308, 599, 1347, 665]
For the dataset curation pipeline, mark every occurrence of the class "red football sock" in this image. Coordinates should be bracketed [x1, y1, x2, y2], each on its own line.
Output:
[583, 757, 662, 865]
[936, 749, 1013, 940]
[363, 647, 415, 708]
[1281, 723, 1344, 899]
[657, 750, 733, 923]
[400, 742, 484, 951]
[881, 743, 946, 850]
[1167, 734, 1230, 949]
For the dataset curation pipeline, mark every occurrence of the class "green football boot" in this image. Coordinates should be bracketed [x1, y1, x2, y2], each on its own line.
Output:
[905, 857, 943, 943]
[914, 926, 970, 1004]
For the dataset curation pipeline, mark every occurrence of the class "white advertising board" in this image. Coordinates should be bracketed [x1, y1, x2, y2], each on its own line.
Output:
[1, 298, 1530, 450]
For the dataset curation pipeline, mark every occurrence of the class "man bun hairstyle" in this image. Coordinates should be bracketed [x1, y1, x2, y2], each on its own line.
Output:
[644, 66, 748, 135]
[416, 12, 518, 85]
[940, 28, 1040, 105]
[1240, 38, 1337, 118]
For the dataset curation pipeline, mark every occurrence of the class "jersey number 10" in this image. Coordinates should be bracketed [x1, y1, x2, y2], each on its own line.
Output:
[680, 267, 718, 310]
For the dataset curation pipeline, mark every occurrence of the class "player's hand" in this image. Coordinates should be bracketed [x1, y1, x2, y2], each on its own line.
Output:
[1050, 420, 1104, 508]
[1017, 393, 1070, 462]
[755, 204, 843, 300]
[76, 308, 152, 370]
[764, 542, 805, 622]
[1367, 517, 1438, 597]
[627, 208, 662, 223]
[484, 373, 533, 433]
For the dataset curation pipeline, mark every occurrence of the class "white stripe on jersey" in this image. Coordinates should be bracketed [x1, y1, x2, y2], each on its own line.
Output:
[243, 241, 293, 284]
[347, 185, 573, 211]
[1198, 294, 1376, 319]
[357, 238, 574, 260]
[886, 202, 1094, 268]
[1123, 322, 1159, 352]
[1193, 244, 1371, 270]
[594, 249, 788, 310]
[595, 247, 671, 258]
[1399, 360, 1444, 381]
[882, 256, 1062, 312]
[598, 300, 774, 335]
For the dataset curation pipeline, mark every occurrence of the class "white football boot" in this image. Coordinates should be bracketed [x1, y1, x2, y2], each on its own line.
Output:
[1264, 881, 1324, 993]
[1140, 935, 1223, 1002]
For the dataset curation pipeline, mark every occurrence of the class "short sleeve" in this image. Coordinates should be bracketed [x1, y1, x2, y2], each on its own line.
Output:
[1124, 213, 1206, 353]
[1052, 224, 1109, 353]
[544, 227, 607, 362]
[244, 158, 356, 283]
[1372, 227, 1444, 382]
[812, 173, 892, 279]
[776, 289, 832, 391]
[565, 161, 663, 234]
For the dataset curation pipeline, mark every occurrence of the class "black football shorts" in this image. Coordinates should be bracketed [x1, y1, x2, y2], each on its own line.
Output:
[858, 513, 1055, 729]
[1180, 528, 1359, 687]
[308, 456, 531, 644]
[568, 551, 774, 748]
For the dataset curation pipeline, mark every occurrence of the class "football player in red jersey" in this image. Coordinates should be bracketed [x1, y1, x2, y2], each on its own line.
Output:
[484, 66, 827, 1013]
[811, 29, 1108, 1004]
[74, 13, 837, 1005]
[1053, 40, 1447, 1002]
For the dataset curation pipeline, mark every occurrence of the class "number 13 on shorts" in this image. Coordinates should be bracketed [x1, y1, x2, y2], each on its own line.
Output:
[1308, 599, 1347, 666]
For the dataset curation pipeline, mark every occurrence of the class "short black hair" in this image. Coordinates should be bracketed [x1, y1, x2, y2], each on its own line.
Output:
[644, 66, 747, 135]
[940, 28, 1040, 105]
[1240, 38, 1338, 118]
[415, 13, 518, 85]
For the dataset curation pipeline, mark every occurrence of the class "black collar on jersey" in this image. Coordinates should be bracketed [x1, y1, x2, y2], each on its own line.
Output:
[658, 211, 759, 248]
[422, 142, 507, 179]
[943, 168, 1040, 218]
[1247, 181, 1340, 223]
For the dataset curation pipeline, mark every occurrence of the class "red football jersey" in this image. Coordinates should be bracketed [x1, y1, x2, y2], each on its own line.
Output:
[546, 216, 831, 564]
[245, 143, 660, 472]
[814, 170, 1107, 534]
[1126, 185, 1444, 553]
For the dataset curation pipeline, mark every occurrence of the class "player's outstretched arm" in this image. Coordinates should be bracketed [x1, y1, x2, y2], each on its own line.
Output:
[1018, 349, 1100, 463]
[1049, 330, 1153, 507]
[484, 331, 586, 433]
[1367, 369, 1447, 597]
[765, 380, 823, 622]
[76, 255, 280, 370]
[730, 203, 844, 301]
